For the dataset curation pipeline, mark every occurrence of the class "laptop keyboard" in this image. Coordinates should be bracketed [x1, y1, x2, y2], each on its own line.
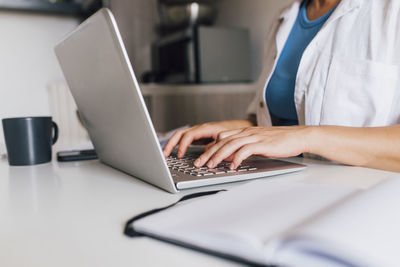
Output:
[166, 154, 258, 177]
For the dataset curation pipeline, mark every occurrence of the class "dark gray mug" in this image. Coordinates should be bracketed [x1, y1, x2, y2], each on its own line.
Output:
[2, 117, 59, 166]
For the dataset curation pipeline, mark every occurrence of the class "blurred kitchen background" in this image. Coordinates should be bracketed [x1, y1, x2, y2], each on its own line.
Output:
[0, 0, 292, 152]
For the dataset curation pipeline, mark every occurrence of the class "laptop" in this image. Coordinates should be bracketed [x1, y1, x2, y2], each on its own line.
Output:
[54, 8, 306, 193]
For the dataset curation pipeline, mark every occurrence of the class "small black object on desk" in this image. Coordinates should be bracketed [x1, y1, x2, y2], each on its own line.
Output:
[57, 149, 98, 162]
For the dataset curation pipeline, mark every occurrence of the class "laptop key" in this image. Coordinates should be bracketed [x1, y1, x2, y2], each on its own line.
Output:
[209, 169, 225, 174]
[217, 166, 233, 171]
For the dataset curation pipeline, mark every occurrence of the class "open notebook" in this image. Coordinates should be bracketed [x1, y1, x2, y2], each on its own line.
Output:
[126, 177, 400, 267]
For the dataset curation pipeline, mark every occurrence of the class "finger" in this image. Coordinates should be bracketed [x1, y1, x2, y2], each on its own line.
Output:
[163, 129, 189, 157]
[194, 138, 231, 167]
[224, 154, 235, 162]
[230, 143, 262, 169]
[177, 126, 218, 158]
[204, 141, 216, 152]
[217, 129, 243, 142]
[207, 136, 259, 168]
[194, 131, 252, 167]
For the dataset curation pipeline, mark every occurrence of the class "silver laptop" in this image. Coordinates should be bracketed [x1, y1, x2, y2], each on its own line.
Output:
[55, 8, 305, 193]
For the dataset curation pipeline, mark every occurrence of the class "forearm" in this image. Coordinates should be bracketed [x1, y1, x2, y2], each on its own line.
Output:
[305, 125, 400, 172]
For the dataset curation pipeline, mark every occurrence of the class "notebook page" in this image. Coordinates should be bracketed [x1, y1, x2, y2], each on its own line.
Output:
[132, 179, 356, 265]
[274, 177, 400, 267]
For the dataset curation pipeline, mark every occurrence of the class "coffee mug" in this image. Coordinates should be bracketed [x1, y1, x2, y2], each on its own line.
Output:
[2, 117, 59, 166]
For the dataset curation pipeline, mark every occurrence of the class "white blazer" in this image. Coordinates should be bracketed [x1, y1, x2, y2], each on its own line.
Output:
[248, 0, 400, 127]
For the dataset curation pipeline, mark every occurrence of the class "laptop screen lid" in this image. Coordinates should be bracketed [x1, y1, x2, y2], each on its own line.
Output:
[55, 8, 177, 193]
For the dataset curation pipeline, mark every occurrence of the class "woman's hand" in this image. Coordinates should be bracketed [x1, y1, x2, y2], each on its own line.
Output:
[193, 126, 311, 169]
[165, 122, 400, 172]
[163, 120, 254, 158]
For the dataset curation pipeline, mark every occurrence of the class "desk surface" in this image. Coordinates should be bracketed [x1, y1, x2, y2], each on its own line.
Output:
[0, 157, 398, 267]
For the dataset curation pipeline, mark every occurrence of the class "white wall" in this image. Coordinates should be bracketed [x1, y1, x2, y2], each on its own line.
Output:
[215, 0, 294, 80]
[0, 12, 79, 148]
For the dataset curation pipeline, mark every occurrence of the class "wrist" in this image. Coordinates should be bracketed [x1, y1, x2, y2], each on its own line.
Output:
[300, 126, 322, 154]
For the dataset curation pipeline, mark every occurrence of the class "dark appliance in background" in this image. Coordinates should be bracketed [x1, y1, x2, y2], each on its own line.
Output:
[152, 26, 251, 84]
[142, 0, 251, 84]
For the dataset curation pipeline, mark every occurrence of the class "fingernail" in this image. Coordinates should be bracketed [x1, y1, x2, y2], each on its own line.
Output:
[207, 160, 214, 168]
[230, 163, 235, 170]
[194, 159, 200, 167]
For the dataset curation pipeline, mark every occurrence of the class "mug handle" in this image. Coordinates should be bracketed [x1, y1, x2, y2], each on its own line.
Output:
[52, 121, 59, 145]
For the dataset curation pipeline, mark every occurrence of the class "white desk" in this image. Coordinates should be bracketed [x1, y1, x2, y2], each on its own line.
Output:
[0, 157, 398, 267]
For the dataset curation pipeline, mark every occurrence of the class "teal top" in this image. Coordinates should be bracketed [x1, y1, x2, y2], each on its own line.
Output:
[265, 0, 337, 126]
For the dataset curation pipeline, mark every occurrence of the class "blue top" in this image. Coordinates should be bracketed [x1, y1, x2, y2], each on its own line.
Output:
[265, 0, 337, 126]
